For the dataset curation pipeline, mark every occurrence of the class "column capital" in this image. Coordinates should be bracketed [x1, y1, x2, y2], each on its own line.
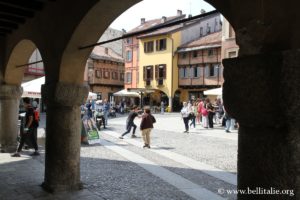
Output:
[222, 53, 283, 127]
[0, 84, 23, 99]
[42, 82, 89, 107]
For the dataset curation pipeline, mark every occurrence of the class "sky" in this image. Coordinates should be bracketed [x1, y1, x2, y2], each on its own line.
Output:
[110, 0, 215, 31]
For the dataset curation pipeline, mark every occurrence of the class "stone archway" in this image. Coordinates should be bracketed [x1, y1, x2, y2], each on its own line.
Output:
[1, 0, 300, 198]
[0, 39, 37, 153]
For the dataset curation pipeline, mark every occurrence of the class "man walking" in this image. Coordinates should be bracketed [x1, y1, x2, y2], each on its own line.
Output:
[119, 106, 141, 139]
[12, 97, 39, 157]
[103, 99, 110, 126]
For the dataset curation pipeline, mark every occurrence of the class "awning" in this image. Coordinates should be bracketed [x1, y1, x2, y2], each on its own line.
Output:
[21, 76, 97, 99]
[204, 87, 222, 96]
[113, 89, 140, 97]
[127, 88, 155, 94]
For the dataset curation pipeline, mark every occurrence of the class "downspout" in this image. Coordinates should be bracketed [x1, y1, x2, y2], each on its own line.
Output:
[168, 35, 174, 112]
[216, 48, 219, 86]
[202, 49, 205, 86]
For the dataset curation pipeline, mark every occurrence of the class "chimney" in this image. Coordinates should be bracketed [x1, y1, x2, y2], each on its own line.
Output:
[105, 47, 108, 54]
[161, 16, 167, 23]
[177, 10, 182, 16]
[188, 14, 192, 18]
[200, 9, 206, 14]
[141, 18, 146, 24]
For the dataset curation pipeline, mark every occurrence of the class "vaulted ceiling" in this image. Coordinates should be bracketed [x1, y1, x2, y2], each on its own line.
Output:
[0, 0, 50, 36]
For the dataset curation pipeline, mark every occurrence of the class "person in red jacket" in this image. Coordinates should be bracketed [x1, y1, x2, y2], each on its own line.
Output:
[140, 107, 156, 148]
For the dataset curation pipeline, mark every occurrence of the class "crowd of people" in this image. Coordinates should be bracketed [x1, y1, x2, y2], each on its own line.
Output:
[181, 98, 238, 133]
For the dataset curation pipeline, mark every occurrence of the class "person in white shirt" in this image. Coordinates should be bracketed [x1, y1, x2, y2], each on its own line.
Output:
[180, 102, 190, 133]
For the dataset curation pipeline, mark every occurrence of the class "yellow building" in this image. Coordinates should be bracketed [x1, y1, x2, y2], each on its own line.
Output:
[137, 12, 221, 111]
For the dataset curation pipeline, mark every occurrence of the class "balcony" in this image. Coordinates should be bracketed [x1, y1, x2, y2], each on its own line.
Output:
[145, 79, 151, 86]
[156, 78, 164, 86]
[24, 66, 45, 76]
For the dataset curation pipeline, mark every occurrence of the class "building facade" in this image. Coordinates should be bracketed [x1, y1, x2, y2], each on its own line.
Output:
[176, 31, 222, 104]
[124, 10, 185, 90]
[137, 11, 221, 110]
[85, 46, 124, 101]
[221, 17, 239, 59]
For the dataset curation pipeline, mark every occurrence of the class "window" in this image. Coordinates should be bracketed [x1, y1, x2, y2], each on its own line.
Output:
[200, 27, 203, 37]
[155, 64, 166, 85]
[181, 53, 187, 59]
[206, 23, 211, 34]
[126, 37, 132, 44]
[193, 66, 199, 78]
[125, 72, 132, 83]
[228, 51, 237, 58]
[208, 49, 213, 56]
[126, 51, 132, 62]
[104, 71, 110, 79]
[144, 41, 154, 53]
[95, 70, 102, 78]
[193, 51, 198, 58]
[209, 65, 215, 77]
[120, 73, 124, 81]
[156, 38, 167, 51]
[112, 72, 118, 80]
[214, 18, 218, 31]
[143, 65, 153, 85]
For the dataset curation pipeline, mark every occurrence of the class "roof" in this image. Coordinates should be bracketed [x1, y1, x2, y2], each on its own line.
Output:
[126, 15, 185, 35]
[135, 12, 221, 39]
[90, 46, 124, 63]
[177, 31, 222, 52]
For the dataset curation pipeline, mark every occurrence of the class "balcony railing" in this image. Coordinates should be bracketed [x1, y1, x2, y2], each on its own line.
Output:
[157, 78, 163, 86]
[24, 66, 45, 76]
[145, 79, 151, 86]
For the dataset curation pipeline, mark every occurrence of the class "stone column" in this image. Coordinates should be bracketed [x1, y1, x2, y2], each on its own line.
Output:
[168, 96, 173, 112]
[41, 82, 88, 192]
[223, 53, 296, 200]
[0, 85, 23, 153]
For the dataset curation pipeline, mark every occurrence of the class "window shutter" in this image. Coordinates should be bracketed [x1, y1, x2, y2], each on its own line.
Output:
[150, 66, 154, 79]
[205, 65, 209, 77]
[155, 65, 158, 80]
[197, 66, 201, 77]
[179, 68, 183, 78]
[144, 43, 146, 53]
[163, 65, 166, 79]
[214, 64, 219, 77]
[143, 66, 146, 81]
[190, 67, 194, 78]
[156, 40, 159, 51]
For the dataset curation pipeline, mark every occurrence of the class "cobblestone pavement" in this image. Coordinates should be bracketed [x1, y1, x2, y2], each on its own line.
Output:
[0, 113, 237, 200]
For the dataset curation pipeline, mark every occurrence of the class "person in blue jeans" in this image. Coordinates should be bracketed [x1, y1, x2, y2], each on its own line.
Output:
[103, 99, 110, 126]
[119, 106, 141, 139]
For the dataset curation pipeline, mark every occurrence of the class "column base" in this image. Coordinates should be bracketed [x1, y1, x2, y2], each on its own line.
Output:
[0, 143, 17, 153]
[41, 181, 83, 193]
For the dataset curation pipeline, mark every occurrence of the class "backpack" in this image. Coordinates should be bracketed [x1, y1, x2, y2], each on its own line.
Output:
[33, 109, 40, 127]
